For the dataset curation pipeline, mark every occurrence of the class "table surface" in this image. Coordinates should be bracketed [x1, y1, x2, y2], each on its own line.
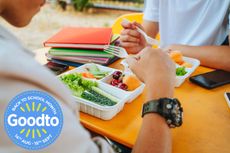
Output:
[36, 48, 230, 153]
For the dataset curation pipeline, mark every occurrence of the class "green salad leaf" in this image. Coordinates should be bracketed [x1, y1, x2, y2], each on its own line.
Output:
[60, 73, 117, 106]
[60, 73, 97, 97]
[176, 67, 187, 76]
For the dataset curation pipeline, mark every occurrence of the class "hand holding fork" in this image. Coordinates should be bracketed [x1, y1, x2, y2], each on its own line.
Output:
[104, 19, 160, 58]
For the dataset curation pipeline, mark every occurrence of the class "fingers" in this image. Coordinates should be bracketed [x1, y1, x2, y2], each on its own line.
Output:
[120, 29, 141, 49]
[126, 56, 138, 72]
[126, 55, 144, 82]
[121, 20, 136, 29]
[120, 34, 140, 43]
[133, 22, 145, 30]
[120, 42, 139, 48]
[121, 28, 140, 37]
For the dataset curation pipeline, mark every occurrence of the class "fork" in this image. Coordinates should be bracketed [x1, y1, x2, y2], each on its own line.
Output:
[104, 45, 128, 58]
[122, 19, 160, 46]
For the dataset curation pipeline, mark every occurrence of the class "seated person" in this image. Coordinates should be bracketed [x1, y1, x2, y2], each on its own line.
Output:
[120, 0, 230, 71]
[0, 0, 182, 153]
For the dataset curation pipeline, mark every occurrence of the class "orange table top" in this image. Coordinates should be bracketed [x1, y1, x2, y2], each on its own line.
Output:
[35, 48, 230, 153]
[79, 60, 230, 153]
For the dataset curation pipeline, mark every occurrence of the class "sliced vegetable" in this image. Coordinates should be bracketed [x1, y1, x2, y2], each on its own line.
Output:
[92, 86, 119, 103]
[176, 67, 187, 76]
[122, 75, 141, 91]
[181, 62, 193, 68]
[81, 72, 95, 79]
[169, 51, 184, 65]
[60, 73, 118, 106]
[81, 89, 117, 106]
[86, 64, 109, 79]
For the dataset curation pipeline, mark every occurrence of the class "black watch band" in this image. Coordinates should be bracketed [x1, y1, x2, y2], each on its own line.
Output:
[142, 99, 161, 117]
[142, 98, 183, 128]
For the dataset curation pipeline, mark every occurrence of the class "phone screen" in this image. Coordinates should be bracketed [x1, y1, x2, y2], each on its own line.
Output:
[226, 93, 230, 99]
[224, 92, 230, 108]
[189, 70, 230, 89]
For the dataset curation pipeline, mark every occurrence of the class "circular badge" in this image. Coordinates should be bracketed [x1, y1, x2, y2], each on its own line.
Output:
[4, 90, 63, 150]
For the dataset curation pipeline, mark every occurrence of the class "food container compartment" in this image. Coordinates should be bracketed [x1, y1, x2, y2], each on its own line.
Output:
[59, 63, 145, 119]
[101, 75, 145, 103]
[73, 82, 129, 120]
[59, 63, 116, 81]
[175, 57, 200, 87]
[121, 57, 200, 88]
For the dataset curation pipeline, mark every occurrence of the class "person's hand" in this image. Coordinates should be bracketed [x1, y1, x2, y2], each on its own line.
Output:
[126, 47, 176, 101]
[120, 21, 148, 54]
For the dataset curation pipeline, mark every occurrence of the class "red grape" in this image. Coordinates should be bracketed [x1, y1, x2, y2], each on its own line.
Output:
[112, 71, 122, 80]
[110, 79, 119, 86]
[118, 83, 128, 90]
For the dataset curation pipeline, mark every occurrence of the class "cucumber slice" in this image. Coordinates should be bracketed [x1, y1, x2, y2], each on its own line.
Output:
[92, 86, 119, 103]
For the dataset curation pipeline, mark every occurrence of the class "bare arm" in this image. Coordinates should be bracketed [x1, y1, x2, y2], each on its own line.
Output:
[132, 91, 172, 153]
[127, 47, 174, 153]
[167, 44, 230, 71]
[133, 116, 171, 153]
[143, 20, 159, 39]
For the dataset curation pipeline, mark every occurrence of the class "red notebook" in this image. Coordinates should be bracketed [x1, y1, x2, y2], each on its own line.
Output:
[44, 27, 112, 49]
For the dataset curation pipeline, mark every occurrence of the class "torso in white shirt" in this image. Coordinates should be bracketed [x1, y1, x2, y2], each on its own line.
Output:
[144, 0, 230, 47]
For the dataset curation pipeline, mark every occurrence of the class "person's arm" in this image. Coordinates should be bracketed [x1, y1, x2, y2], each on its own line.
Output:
[127, 47, 175, 153]
[120, 20, 159, 54]
[119, 0, 159, 54]
[143, 20, 159, 39]
[166, 44, 230, 71]
[132, 88, 172, 153]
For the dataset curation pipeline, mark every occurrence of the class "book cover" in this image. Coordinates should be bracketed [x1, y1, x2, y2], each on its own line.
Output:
[44, 27, 112, 49]
[48, 48, 114, 58]
[48, 56, 119, 66]
[46, 53, 110, 64]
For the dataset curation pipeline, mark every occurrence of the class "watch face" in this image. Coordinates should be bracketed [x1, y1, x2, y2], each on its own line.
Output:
[142, 98, 183, 128]
[161, 98, 183, 128]
[170, 99, 183, 127]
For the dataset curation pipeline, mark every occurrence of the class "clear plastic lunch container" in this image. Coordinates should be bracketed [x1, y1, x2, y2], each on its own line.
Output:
[175, 57, 200, 87]
[121, 57, 200, 88]
[59, 63, 145, 120]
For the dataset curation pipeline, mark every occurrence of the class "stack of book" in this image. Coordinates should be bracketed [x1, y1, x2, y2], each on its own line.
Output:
[43, 27, 119, 67]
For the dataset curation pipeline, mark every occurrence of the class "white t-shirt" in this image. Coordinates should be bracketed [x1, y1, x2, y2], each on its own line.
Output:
[143, 0, 230, 47]
[0, 24, 114, 153]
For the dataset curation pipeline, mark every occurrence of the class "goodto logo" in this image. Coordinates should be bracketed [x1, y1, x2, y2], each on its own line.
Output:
[4, 90, 63, 150]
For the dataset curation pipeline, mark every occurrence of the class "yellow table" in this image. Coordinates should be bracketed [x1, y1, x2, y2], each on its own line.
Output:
[35, 48, 230, 153]
[80, 63, 230, 153]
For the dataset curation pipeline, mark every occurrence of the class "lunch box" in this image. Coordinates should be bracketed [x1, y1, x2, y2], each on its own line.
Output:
[59, 63, 145, 120]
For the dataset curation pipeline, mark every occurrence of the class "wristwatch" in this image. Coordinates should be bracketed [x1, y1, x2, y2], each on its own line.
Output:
[142, 98, 183, 128]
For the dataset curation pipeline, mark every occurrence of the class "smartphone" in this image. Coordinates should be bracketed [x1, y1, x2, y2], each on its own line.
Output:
[189, 70, 230, 89]
[45, 61, 69, 75]
[224, 92, 230, 108]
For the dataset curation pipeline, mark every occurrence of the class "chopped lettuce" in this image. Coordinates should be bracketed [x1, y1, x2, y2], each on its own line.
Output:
[60, 73, 97, 97]
[176, 67, 187, 76]
[60, 73, 117, 106]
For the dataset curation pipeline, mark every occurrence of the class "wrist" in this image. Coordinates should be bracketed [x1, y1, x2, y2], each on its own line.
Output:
[142, 98, 183, 128]
[145, 81, 174, 102]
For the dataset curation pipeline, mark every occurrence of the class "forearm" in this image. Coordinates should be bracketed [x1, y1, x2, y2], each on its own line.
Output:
[132, 114, 171, 153]
[132, 85, 172, 153]
[143, 20, 159, 39]
[168, 45, 230, 71]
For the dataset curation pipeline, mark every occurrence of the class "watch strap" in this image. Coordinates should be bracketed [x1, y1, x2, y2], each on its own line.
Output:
[142, 100, 161, 117]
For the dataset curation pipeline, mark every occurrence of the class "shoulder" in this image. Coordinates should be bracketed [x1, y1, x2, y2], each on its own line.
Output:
[0, 25, 77, 110]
